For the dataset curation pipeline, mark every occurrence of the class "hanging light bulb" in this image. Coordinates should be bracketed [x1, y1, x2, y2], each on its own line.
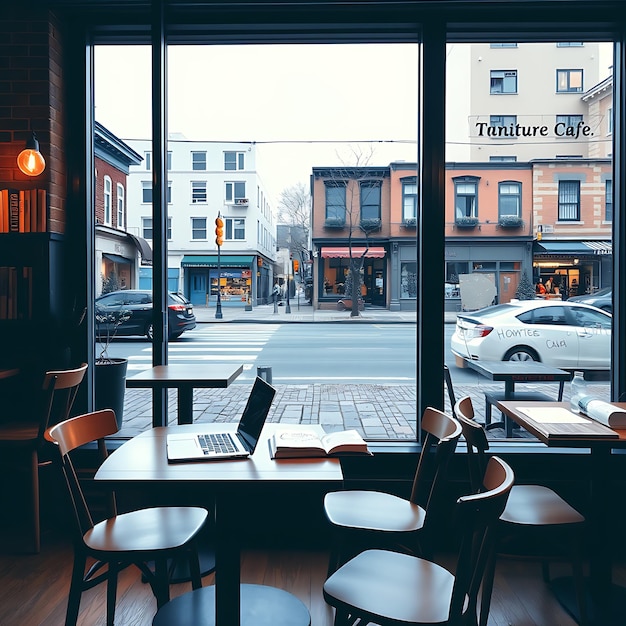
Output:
[17, 131, 46, 176]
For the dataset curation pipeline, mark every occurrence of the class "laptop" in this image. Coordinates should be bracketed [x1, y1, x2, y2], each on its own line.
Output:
[166, 376, 276, 462]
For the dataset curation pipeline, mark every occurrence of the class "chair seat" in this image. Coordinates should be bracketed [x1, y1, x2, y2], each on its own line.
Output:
[501, 485, 585, 527]
[324, 491, 426, 533]
[324, 549, 457, 624]
[85, 506, 208, 554]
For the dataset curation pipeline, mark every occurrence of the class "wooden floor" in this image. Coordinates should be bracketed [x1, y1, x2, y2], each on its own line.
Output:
[2, 527, 624, 626]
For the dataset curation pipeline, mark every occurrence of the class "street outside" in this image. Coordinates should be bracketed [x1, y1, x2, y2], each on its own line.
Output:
[104, 305, 611, 440]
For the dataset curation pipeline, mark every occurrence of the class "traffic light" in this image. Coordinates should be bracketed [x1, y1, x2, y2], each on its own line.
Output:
[293, 259, 299, 272]
[215, 216, 224, 246]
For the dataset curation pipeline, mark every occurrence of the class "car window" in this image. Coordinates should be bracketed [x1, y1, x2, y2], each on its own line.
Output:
[532, 306, 568, 325]
[98, 293, 125, 307]
[569, 306, 612, 330]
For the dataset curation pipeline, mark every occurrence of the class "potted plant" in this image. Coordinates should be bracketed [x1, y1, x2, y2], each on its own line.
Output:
[455, 215, 479, 228]
[94, 308, 131, 429]
[498, 215, 524, 228]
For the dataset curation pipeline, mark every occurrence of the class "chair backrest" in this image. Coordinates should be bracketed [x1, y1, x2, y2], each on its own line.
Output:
[38, 362, 88, 441]
[48, 409, 120, 537]
[410, 408, 462, 527]
[454, 396, 490, 493]
[449, 456, 515, 623]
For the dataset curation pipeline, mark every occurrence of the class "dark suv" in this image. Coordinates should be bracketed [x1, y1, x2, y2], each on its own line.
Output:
[95, 290, 197, 340]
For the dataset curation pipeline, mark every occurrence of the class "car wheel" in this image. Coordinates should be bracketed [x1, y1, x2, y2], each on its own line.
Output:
[504, 347, 539, 363]
[146, 323, 154, 341]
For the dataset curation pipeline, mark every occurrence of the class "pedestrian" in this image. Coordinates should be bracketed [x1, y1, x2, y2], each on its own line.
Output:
[544, 276, 554, 294]
[272, 282, 281, 302]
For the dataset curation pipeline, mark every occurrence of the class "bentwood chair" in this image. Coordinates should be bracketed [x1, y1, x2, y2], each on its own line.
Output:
[0, 362, 88, 553]
[454, 396, 588, 626]
[324, 407, 462, 575]
[48, 409, 209, 626]
[323, 456, 515, 626]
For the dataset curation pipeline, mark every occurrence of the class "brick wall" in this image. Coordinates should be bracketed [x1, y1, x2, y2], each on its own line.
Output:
[0, 10, 66, 233]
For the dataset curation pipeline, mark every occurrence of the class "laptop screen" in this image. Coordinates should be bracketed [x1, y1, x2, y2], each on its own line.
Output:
[237, 376, 276, 452]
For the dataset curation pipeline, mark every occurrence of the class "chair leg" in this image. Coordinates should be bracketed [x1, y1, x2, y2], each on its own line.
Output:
[106, 562, 119, 626]
[29, 450, 41, 554]
[65, 553, 86, 626]
[188, 543, 202, 590]
[154, 557, 171, 608]
[479, 547, 497, 626]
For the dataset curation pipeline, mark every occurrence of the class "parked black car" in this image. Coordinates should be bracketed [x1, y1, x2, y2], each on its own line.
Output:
[95, 290, 197, 340]
[568, 286, 612, 313]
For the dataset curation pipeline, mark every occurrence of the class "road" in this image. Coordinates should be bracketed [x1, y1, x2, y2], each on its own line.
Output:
[103, 323, 480, 386]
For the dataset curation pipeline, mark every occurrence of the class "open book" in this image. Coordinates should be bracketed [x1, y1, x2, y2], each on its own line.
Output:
[578, 397, 626, 429]
[269, 428, 372, 459]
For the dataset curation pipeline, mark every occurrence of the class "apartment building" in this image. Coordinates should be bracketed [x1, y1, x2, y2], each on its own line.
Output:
[125, 137, 277, 307]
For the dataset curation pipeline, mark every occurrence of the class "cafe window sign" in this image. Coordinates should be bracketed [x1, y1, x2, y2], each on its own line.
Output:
[471, 116, 600, 139]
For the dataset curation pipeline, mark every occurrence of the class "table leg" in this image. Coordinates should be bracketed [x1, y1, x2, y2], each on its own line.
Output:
[215, 494, 240, 625]
[178, 386, 194, 424]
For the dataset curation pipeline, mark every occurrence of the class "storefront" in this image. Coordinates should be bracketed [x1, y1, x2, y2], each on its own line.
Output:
[181, 255, 258, 307]
[533, 240, 612, 298]
[318, 246, 387, 308]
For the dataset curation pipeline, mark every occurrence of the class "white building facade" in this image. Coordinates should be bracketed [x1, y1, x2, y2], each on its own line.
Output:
[126, 135, 277, 307]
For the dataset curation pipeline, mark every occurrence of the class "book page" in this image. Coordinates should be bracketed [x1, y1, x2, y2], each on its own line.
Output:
[516, 407, 588, 424]
[320, 429, 368, 453]
[273, 429, 323, 449]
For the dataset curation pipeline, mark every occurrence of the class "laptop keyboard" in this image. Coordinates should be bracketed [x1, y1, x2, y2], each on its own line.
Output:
[198, 433, 237, 455]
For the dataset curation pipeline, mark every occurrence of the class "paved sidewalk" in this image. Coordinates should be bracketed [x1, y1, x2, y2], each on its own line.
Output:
[117, 302, 609, 441]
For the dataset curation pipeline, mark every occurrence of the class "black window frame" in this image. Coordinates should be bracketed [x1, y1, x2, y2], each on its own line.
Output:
[558, 180, 581, 221]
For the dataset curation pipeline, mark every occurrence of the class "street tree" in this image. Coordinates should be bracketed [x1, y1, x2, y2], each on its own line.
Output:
[277, 182, 311, 285]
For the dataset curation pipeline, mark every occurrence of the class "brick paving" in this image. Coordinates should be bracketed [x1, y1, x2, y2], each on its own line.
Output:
[116, 380, 611, 441]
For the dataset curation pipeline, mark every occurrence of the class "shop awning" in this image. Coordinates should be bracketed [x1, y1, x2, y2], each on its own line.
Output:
[320, 246, 386, 258]
[181, 255, 254, 267]
[582, 241, 613, 255]
[103, 253, 131, 264]
[533, 241, 610, 255]
[127, 233, 153, 263]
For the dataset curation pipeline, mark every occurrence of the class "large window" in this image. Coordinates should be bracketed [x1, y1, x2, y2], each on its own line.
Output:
[142, 217, 172, 240]
[191, 217, 207, 240]
[225, 181, 246, 203]
[360, 181, 381, 221]
[192, 151, 207, 170]
[402, 179, 417, 221]
[325, 182, 346, 223]
[225, 217, 245, 240]
[103, 176, 112, 225]
[224, 151, 245, 170]
[191, 181, 207, 204]
[498, 182, 521, 218]
[454, 179, 478, 219]
[606, 179, 613, 221]
[142, 181, 172, 203]
[116, 183, 124, 229]
[556, 68, 583, 92]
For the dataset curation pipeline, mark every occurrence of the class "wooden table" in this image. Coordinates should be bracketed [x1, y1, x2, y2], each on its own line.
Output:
[496, 400, 626, 625]
[126, 363, 244, 425]
[466, 360, 570, 436]
[95, 422, 343, 626]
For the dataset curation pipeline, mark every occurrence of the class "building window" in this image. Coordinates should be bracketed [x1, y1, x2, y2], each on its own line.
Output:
[325, 182, 347, 222]
[400, 262, 417, 299]
[192, 151, 207, 170]
[498, 181, 521, 218]
[103, 176, 112, 225]
[225, 181, 246, 203]
[116, 183, 124, 229]
[606, 179, 613, 222]
[402, 179, 417, 220]
[558, 180, 581, 221]
[142, 181, 172, 203]
[489, 156, 517, 162]
[490, 70, 517, 94]
[556, 114, 584, 131]
[360, 181, 381, 220]
[192, 217, 207, 240]
[142, 217, 172, 240]
[490, 43, 517, 48]
[489, 115, 518, 136]
[556, 69, 583, 92]
[608, 107, 613, 135]
[145, 151, 151, 170]
[225, 217, 245, 240]
[192, 181, 207, 203]
[454, 179, 478, 218]
[224, 151, 245, 170]
[557, 42, 584, 47]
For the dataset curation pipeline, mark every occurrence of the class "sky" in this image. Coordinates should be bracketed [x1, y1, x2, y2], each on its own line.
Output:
[94, 44, 420, 201]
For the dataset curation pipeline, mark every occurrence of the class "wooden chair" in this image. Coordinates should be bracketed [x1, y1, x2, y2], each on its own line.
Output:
[48, 409, 208, 626]
[454, 396, 587, 626]
[324, 407, 462, 575]
[323, 456, 515, 626]
[0, 362, 88, 553]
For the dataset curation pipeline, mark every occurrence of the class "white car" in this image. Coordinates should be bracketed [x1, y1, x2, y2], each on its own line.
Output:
[451, 299, 612, 370]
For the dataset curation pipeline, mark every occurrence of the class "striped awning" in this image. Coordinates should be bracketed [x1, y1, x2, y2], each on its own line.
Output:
[320, 246, 386, 258]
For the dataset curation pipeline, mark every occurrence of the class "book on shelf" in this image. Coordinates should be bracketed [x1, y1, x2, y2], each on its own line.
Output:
[269, 428, 372, 459]
[0, 188, 47, 233]
[578, 396, 626, 429]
